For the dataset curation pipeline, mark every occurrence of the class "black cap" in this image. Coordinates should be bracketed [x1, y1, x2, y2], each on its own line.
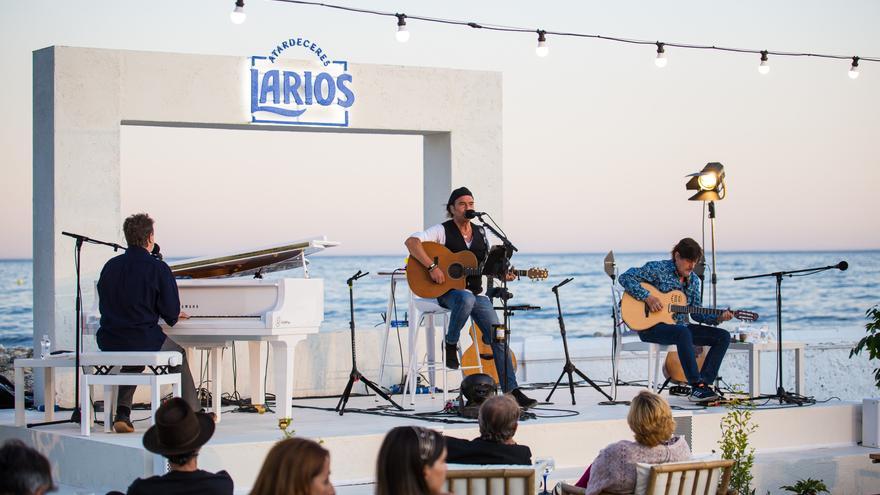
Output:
[447, 187, 473, 207]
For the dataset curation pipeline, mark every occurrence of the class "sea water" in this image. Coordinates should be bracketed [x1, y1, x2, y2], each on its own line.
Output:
[1, 251, 877, 348]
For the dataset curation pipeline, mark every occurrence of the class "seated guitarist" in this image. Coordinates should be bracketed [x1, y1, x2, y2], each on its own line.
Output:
[618, 238, 733, 402]
[405, 187, 538, 409]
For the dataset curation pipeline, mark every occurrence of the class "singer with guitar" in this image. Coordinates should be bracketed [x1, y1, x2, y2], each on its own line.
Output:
[619, 238, 733, 402]
[404, 187, 538, 409]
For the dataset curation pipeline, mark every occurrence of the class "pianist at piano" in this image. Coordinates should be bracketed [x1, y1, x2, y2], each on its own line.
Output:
[94, 213, 198, 433]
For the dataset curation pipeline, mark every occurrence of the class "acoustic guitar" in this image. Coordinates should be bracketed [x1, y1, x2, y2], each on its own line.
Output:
[662, 346, 707, 384]
[406, 242, 548, 298]
[620, 282, 758, 331]
[460, 322, 517, 384]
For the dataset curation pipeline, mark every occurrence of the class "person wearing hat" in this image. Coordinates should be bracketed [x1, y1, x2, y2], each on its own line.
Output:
[125, 398, 233, 495]
[405, 187, 537, 409]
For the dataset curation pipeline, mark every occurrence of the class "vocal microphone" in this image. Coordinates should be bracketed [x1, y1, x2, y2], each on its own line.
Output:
[151, 243, 163, 261]
[837, 261, 848, 271]
[464, 210, 487, 219]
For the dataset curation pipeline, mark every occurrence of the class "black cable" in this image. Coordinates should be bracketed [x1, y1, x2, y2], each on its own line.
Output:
[392, 268, 406, 388]
[270, 0, 880, 63]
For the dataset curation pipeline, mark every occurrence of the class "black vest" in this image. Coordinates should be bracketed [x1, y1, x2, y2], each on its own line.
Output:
[442, 220, 488, 294]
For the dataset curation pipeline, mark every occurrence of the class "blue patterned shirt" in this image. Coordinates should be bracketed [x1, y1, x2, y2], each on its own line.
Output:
[618, 259, 718, 326]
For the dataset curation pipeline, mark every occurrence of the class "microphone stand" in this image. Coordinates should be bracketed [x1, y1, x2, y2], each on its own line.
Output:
[733, 262, 845, 405]
[335, 270, 403, 416]
[473, 214, 517, 394]
[29, 232, 126, 428]
[602, 251, 631, 405]
[545, 278, 612, 404]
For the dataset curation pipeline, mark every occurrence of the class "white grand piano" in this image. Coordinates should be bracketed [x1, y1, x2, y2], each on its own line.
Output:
[86, 237, 338, 423]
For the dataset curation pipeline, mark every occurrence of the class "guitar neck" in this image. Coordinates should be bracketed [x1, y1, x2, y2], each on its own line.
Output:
[671, 305, 726, 318]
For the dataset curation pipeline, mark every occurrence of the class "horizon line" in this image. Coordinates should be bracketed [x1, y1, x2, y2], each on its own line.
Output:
[1, 247, 878, 262]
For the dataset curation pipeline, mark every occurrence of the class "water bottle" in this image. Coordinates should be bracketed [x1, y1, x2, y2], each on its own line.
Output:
[40, 334, 51, 359]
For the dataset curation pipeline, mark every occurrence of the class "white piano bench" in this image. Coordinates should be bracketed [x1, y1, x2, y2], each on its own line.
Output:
[78, 352, 183, 437]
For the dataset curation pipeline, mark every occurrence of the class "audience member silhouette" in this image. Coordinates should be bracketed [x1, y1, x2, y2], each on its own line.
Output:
[0, 439, 55, 495]
[376, 426, 449, 495]
[446, 394, 532, 465]
[126, 398, 233, 495]
[249, 437, 335, 495]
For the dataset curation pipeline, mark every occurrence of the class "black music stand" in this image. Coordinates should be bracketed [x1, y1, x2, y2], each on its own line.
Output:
[29, 232, 126, 428]
[545, 278, 612, 404]
[733, 262, 846, 405]
[335, 270, 403, 415]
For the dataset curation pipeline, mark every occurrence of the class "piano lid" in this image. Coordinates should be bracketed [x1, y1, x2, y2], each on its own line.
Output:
[169, 237, 340, 279]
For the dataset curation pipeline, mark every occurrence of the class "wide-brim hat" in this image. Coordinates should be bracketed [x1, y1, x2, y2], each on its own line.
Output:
[142, 398, 215, 456]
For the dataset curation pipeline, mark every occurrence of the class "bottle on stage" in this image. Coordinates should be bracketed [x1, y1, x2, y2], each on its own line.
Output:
[40, 334, 51, 359]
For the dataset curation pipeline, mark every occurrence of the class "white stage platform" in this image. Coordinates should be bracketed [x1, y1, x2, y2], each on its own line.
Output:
[2, 384, 879, 495]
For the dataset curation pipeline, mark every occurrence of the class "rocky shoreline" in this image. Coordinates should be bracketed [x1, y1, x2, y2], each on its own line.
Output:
[0, 345, 33, 394]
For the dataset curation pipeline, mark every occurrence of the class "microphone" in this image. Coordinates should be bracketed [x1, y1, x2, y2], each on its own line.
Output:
[837, 261, 848, 271]
[151, 243, 163, 261]
[464, 210, 487, 219]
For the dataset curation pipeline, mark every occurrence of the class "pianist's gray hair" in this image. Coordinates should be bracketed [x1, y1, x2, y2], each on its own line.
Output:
[123, 213, 154, 248]
[478, 394, 520, 443]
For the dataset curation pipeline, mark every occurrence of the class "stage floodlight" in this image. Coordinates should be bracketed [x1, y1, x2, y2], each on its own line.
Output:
[686, 162, 725, 201]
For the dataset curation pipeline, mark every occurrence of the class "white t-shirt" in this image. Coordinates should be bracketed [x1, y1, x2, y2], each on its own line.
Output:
[409, 223, 491, 249]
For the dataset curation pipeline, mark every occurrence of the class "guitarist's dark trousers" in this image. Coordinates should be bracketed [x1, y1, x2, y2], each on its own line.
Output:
[638, 323, 730, 385]
[437, 289, 518, 393]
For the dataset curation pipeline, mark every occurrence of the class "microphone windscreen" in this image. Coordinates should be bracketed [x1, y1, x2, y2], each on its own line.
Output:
[464, 210, 477, 219]
[838, 261, 848, 271]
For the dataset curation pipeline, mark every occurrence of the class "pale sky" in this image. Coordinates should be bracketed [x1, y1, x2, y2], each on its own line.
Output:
[2, 0, 879, 258]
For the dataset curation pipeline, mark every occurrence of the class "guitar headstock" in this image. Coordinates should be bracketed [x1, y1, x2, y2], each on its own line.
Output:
[526, 267, 548, 280]
[733, 310, 759, 322]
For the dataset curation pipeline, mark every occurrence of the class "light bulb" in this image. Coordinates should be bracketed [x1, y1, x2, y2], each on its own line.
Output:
[698, 173, 718, 190]
[536, 30, 548, 57]
[230, 0, 246, 24]
[849, 57, 860, 79]
[395, 14, 409, 43]
[655, 43, 667, 68]
[758, 51, 770, 74]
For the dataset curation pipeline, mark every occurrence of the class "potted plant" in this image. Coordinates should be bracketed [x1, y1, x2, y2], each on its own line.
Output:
[780, 478, 829, 495]
[718, 398, 757, 495]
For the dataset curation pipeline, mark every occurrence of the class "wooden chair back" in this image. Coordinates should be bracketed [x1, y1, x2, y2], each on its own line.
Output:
[444, 467, 536, 495]
[641, 458, 734, 495]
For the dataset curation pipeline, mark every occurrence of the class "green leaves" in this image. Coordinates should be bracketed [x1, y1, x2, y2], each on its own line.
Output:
[719, 399, 757, 495]
[780, 478, 830, 494]
[849, 305, 880, 389]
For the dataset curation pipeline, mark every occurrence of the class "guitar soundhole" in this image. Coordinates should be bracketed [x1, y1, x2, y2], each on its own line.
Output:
[447, 263, 463, 279]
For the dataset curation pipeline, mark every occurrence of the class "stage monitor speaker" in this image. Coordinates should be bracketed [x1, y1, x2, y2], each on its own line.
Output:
[862, 398, 880, 448]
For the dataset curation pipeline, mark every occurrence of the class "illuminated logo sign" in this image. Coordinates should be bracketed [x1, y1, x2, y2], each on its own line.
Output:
[250, 37, 355, 127]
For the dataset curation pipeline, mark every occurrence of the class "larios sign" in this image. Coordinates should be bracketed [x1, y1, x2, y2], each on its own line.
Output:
[250, 37, 355, 126]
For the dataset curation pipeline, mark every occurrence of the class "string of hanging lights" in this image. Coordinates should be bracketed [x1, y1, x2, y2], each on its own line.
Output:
[228, 0, 877, 78]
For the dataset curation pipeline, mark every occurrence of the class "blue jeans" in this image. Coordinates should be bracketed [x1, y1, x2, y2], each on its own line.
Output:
[436, 289, 518, 392]
[638, 323, 730, 385]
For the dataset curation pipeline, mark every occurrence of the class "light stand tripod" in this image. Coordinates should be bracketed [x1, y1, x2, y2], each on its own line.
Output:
[545, 278, 612, 404]
[707, 200, 718, 309]
[335, 270, 403, 416]
[29, 231, 126, 428]
[734, 261, 847, 405]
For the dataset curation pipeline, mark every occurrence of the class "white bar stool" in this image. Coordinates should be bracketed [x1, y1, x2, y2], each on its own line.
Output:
[620, 340, 675, 392]
[404, 294, 483, 405]
[376, 270, 409, 389]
